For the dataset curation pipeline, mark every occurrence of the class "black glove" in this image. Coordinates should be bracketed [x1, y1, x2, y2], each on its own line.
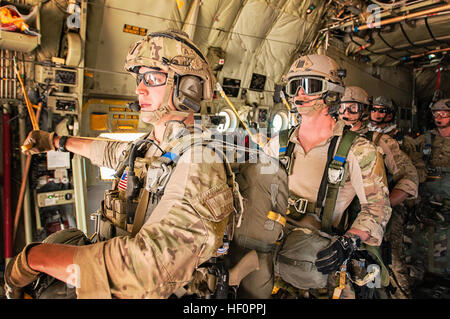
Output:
[315, 235, 361, 274]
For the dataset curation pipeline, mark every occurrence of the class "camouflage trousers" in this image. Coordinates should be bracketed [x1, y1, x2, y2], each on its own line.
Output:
[404, 199, 450, 286]
[385, 205, 412, 299]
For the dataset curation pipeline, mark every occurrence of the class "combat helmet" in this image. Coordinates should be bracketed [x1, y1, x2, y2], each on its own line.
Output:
[125, 29, 215, 115]
[430, 98, 450, 112]
[372, 95, 396, 123]
[340, 86, 371, 120]
[282, 55, 345, 115]
[373, 96, 396, 113]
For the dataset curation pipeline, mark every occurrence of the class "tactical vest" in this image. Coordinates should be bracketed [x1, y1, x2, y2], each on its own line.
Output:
[93, 130, 288, 298]
[274, 126, 390, 294]
[93, 131, 244, 243]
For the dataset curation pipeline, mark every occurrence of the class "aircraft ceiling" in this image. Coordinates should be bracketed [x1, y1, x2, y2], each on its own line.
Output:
[38, 0, 450, 106]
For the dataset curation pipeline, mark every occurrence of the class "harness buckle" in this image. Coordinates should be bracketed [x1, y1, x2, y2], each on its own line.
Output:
[288, 197, 309, 214]
[328, 167, 345, 184]
[146, 163, 173, 193]
[156, 163, 172, 192]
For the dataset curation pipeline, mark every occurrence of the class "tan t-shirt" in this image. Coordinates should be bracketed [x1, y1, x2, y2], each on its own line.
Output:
[264, 120, 391, 246]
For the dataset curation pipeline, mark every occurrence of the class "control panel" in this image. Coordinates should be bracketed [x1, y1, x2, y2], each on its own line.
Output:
[35, 64, 77, 87]
[37, 190, 75, 208]
[47, 96, 78, 115]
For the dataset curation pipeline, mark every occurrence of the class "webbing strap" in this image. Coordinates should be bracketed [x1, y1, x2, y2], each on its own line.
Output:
[278, 127, 297, 175]
[278, 129, 289, 156]
[316, 135, 339, 216]
[131, 185, 151, 237]
[276, 254, 313, 271]
[321, 130, 358, 234]
[235, 235, 277, 253]
[373, 132, 383, 147]
[267, 211, 287, 227]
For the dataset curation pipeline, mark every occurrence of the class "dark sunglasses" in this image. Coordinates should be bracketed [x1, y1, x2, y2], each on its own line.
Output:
[136, 71, 168, 87]
[370, 107, 390, 114]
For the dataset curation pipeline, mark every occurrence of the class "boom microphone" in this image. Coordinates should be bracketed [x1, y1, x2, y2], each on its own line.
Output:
[294, 96, 322, 105]
[127, 101, 141, 112]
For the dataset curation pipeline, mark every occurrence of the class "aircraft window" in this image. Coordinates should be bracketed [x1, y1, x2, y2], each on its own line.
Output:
[271, 111, 289, 133]
[272, 114, 283, 133]
[216, 109, 237, 132]
[98, 132, 146, 180]
[217, 111, 231, 132]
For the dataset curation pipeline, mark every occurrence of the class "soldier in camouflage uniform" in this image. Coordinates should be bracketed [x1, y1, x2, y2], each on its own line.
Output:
[263, 55, 392, 299]
[338, 86, 419, 298]
[4, 29, 240, 299]
[402, 99, 450, 294]
[367, 96, 399, 139]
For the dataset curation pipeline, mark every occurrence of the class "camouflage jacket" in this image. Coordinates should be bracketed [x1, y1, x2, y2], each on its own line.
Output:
[403, 129, 450, 183]
[264, 120, 392, 246]
[358, 123, 419, 199]
[73, 122, 235, 298]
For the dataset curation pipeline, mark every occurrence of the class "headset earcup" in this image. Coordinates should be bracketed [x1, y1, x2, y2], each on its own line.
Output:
[173, 75, 203, 112]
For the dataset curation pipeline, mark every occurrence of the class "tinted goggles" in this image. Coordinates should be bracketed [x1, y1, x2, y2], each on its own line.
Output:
[370, 107, 391, 114]
[339, 102, 361, 115]
[286, 76, 329, 97]
[136, 71, 168, 87]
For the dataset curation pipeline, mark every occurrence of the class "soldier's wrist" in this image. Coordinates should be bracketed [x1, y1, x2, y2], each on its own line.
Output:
[344, 233, 362, 248]
[58, 136, 69, 152]
[53, 134, 60, 150]
[345, 228, 369, 242]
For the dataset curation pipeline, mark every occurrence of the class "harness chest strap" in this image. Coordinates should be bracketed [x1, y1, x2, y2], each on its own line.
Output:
[321, 130, 358, 234]
[278, 127, 297, 175]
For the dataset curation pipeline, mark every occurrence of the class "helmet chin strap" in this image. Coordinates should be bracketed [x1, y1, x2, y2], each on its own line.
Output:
[140, 69, 190, 123]
[294, 97, 326, 115]
[341, 116, 360, 126]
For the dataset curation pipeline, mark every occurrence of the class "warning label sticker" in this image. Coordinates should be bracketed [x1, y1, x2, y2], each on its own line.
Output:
[123, 24, 147, 36]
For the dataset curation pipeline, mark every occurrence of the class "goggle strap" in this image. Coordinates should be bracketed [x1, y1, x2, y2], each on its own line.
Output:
[160, 70, 175, 111]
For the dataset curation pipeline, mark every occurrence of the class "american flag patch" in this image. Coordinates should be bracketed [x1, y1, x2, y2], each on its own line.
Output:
[118, 171, 127, 191]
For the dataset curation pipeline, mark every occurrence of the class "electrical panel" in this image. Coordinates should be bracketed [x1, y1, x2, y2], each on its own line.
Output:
[47, 96, 78, 115]
[30, 63, 81, 240]
[35, 64, 78, 87]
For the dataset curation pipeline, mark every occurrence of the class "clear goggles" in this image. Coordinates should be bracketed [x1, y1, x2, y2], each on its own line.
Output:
[286, 76, 343, 97]
[432, 110, 450, 119]
[339, 102, 362, 115]
[136, 70, 168, 87]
